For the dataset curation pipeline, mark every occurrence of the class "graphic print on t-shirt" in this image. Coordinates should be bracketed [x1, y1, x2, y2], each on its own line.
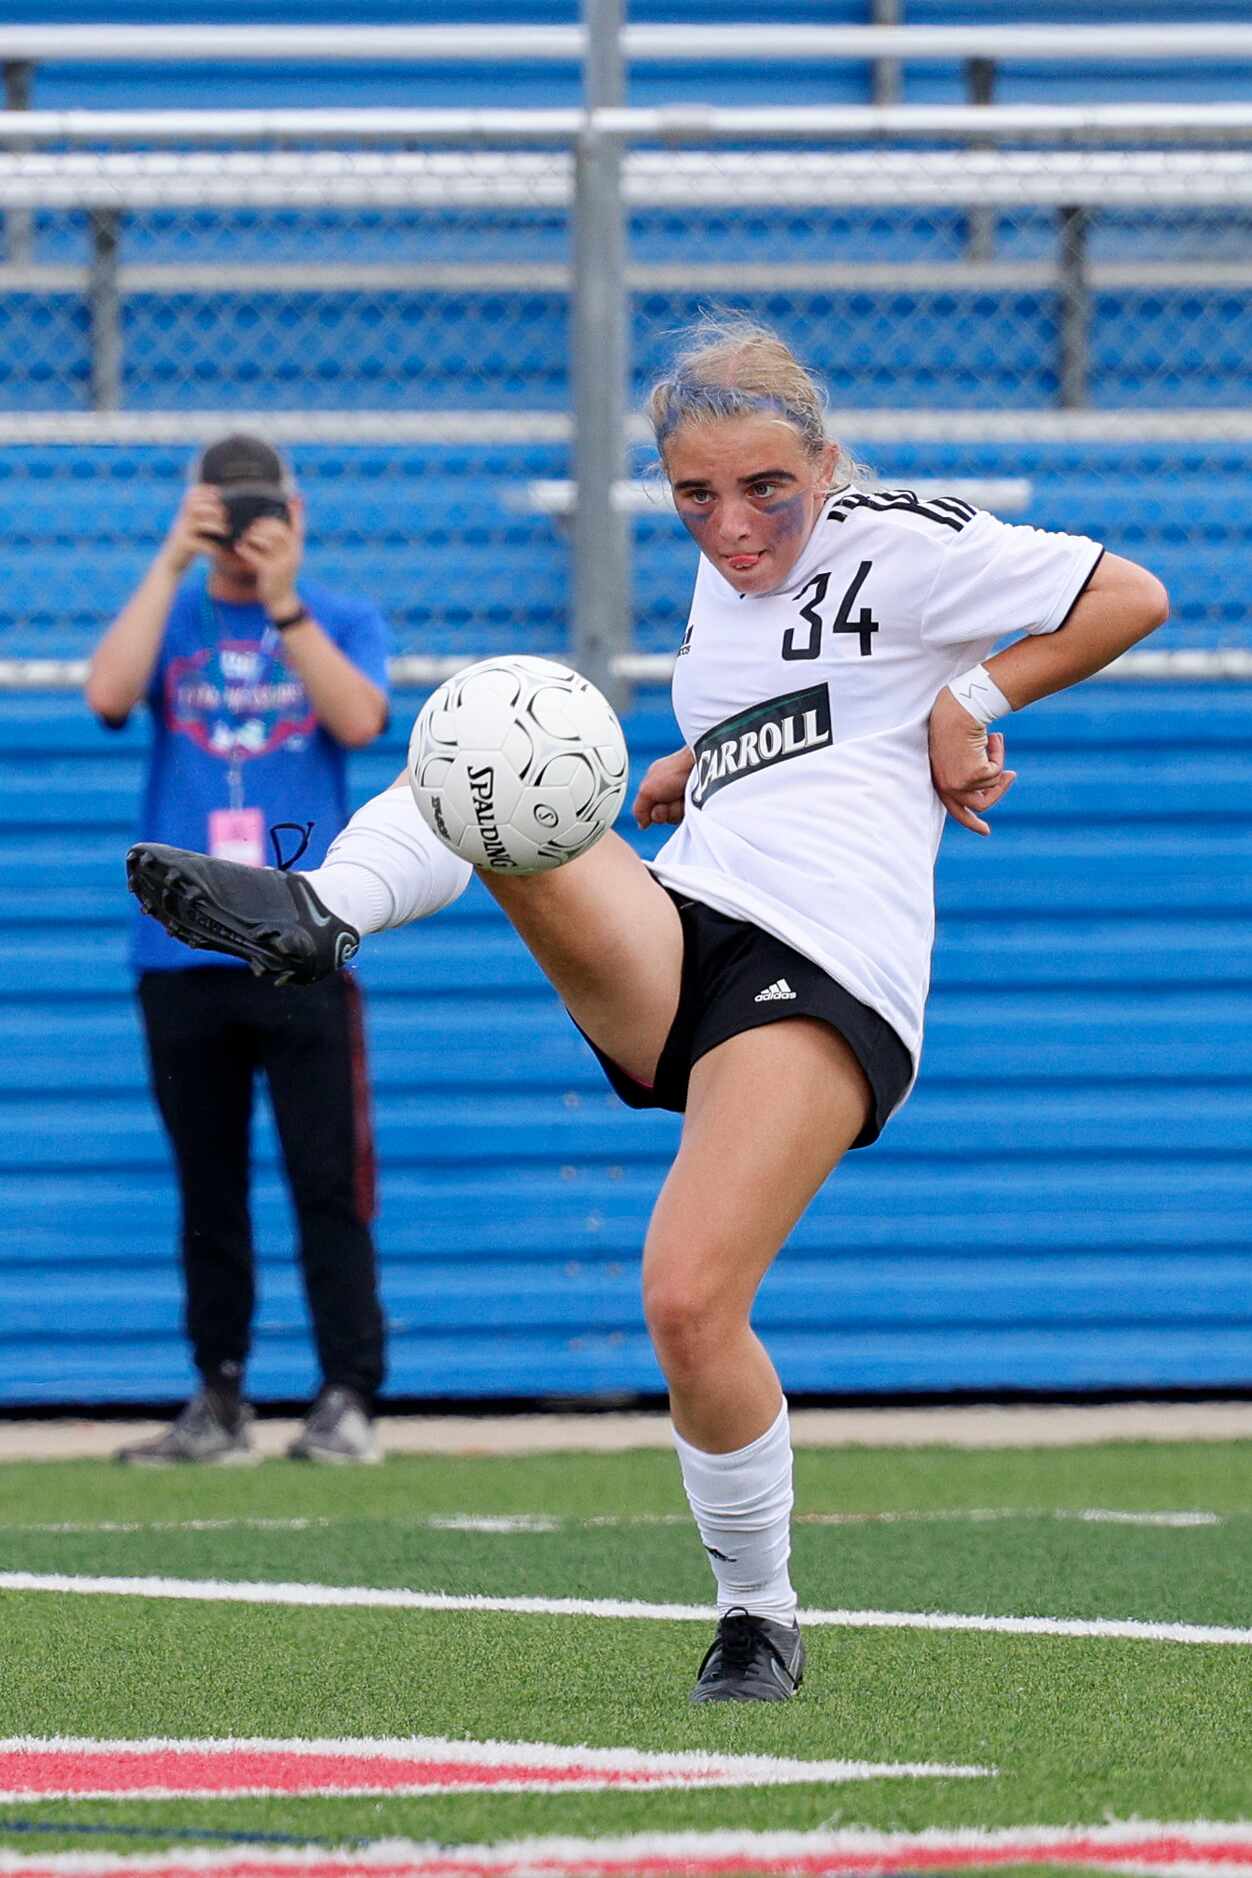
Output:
[691, 683, 832, 807]
[165, 639, 315, 762]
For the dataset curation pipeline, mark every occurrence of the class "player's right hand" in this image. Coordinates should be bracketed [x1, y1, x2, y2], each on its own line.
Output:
[160, 485, 229, 574]
[633, 746, 695, 828]
[929, 688, 1017, 836]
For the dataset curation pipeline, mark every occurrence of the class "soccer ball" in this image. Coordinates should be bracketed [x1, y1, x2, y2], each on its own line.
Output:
[408, 655, 629, 873]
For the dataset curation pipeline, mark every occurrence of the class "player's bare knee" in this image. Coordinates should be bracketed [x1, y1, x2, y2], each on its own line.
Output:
[643, 1268, 739, 1380]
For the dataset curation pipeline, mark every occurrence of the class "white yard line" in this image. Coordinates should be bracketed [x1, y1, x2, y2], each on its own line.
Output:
[1061, 1509, 1222, 1528]
[0, 1518, 339, 1536]
[2, 1571, 1248, 1647]
[0, 1507, 1225, 1536]
[7, 1400, 1252, 1462]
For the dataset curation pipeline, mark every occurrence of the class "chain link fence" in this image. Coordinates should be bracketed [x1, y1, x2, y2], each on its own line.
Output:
[0, 122, 1250, 669]
[624, 139, 1252, 660]
[0, 141, 577, 668]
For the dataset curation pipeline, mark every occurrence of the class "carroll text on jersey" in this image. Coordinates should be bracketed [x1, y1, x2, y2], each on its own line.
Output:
[691, 684, 833, 808]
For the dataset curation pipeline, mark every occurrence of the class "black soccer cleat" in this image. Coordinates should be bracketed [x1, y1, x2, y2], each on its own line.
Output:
[689, 1607, 806, 1704]
[126, 842, 359, 985]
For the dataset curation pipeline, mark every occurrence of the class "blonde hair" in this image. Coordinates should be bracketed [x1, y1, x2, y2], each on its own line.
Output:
[646, 314, 866, 486]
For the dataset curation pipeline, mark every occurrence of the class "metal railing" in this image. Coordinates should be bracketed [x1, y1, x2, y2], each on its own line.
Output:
[1, 100, 1251, 688]
[1, 115, 1248, 431]
[5, 21, 1252, 64]
[6, 18, 1252, 188]
[5, 15, 1252, 270]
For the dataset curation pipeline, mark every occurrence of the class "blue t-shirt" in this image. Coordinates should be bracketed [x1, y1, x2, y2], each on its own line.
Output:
[131, 574, 389, 973]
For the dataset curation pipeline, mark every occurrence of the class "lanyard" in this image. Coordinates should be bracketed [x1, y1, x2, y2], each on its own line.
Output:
[196, 576, 281, 811]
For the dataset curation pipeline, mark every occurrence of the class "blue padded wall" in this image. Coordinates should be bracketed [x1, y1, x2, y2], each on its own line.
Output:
[2, 680, 1250, 1407]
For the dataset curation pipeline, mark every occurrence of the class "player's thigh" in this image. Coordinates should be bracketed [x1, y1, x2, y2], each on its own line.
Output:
[477, 829, 684, 1086]
[642, 1017, 872, 1329]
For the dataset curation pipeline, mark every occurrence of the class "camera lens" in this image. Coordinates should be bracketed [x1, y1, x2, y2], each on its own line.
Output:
[223, 493, 290, 542]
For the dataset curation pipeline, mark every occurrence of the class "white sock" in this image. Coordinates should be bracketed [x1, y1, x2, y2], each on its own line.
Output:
[302, 779, 473, 934]
[672, 1401, 797, 1624]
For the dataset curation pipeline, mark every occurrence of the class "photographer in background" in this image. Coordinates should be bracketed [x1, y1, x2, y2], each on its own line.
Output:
[86, 434, 390, 1466]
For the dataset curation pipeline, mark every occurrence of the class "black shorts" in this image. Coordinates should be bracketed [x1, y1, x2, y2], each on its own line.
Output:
[582, 891, 914, 1150]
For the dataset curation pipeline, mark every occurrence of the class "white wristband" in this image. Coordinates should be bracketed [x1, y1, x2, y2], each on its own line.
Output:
[947, 663, 1013, 727]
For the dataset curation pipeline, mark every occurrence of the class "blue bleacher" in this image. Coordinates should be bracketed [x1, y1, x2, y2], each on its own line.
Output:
[1, 4, 1250, 1405]
[1, 441, 1248, 661]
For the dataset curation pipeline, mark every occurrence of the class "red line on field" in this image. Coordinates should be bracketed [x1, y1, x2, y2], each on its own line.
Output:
[0, 1738, 988, 1800]
[0, 1747, 697, 1796]
[6, 1828, 1252, 1877]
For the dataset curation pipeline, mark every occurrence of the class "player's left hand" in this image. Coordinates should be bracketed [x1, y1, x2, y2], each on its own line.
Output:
[928, 688, 1017, 836]
[235, 510, 305, 618]
[633, 746, 695, 828]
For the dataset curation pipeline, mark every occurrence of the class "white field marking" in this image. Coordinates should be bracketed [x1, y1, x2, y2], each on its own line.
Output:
[0, 1518, 338, 1537]
[596, 1506, 1228, 1531]
[1059, 1509, 1222, 1528]
[0, 1734, 994, 1798]
[803, 1507, 1221, 1530]
[1112, 1869, 1252, 1878]
[423, 1515, 562, 1534]
[1, 1820, 1252, 1877]
[1115, 1868, 1252, 1878]
[2, 1506, 1224, 1537]
[799, 1507, 1224, 1530]
[3, 1570, 1251, 1647]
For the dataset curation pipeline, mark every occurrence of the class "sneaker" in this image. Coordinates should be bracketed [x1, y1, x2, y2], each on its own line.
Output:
[126, 843, 359, 986]
[115, 1392, 257, 1467]
[689, 1607, 806, 1703]
[287, 1386, 380, 1465]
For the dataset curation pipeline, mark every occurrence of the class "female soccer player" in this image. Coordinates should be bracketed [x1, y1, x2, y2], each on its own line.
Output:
[129, 316, 1168, 1703]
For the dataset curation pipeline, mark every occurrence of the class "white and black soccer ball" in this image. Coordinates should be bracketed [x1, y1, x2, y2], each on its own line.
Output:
[408, 655, 629, 873]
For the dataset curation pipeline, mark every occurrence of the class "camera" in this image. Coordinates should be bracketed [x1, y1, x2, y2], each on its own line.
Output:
[210, 491, 291, 546]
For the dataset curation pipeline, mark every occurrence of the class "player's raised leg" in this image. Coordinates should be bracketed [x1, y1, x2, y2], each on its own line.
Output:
[641, 1017, 872, 1701]
[477, 833, 683, 1086]
[127, 655, 636, 989]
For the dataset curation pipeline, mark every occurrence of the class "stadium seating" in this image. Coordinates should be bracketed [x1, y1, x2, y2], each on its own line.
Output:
[0, 442, 1248, 661]
[1, 1, 1250, 1405]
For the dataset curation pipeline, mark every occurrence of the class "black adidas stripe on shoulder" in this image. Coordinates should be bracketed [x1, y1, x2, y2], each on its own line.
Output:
[827, 488, 977, 532]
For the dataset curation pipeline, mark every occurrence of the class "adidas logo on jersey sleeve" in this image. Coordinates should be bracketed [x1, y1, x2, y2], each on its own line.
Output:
[827, 487, 978, 532]
[754, 978, 797, 1003]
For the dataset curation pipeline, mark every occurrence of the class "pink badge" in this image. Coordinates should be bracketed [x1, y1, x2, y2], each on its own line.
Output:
[208, 807, 266, 867]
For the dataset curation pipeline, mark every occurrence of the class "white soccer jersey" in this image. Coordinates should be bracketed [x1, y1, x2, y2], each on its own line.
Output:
[649, 487, 1104, 1099]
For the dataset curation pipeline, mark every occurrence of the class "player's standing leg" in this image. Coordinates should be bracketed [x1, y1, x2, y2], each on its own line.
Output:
[481, 836, 863, 1700]
[642, 1017, 871, 1701]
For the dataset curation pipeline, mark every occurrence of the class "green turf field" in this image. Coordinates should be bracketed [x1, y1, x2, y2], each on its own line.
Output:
[2, 1437, 1251, 1865]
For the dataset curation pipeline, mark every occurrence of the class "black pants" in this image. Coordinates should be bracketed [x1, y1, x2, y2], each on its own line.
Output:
[138, 966, 384, 1404]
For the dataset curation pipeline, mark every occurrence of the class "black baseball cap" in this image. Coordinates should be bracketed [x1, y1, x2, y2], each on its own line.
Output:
[195, 432, 292, 497]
